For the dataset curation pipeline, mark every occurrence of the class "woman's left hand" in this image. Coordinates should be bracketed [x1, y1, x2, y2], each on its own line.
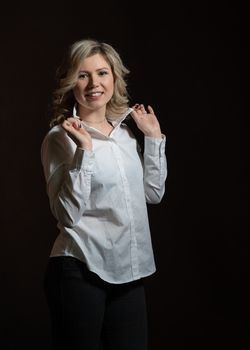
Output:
[131, 104, 162, 139]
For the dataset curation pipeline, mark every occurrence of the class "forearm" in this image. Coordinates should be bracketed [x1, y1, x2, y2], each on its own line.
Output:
[143, 136, 167, 203]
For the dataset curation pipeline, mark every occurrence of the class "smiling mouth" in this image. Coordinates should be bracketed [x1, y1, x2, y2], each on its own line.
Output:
[85, 92, 104, 97]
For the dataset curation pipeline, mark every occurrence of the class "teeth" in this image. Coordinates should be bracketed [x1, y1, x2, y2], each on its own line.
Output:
[88, 92, 102, 96]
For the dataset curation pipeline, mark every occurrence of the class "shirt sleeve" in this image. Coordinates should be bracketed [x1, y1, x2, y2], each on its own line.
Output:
[143, 135, 167, 204]
[41, 127, 95, 227]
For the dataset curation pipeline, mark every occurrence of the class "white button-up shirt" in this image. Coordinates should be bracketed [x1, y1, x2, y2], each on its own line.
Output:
[41, 108, 167, 283]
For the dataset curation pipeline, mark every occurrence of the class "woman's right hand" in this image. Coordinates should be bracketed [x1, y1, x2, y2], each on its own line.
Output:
[62, 117, 92, 150]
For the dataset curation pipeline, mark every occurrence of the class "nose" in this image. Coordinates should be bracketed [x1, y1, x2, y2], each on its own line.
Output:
[88, 74, 99, 88]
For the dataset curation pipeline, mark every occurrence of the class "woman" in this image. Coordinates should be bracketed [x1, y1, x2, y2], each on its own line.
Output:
[41, 38, 167, 350]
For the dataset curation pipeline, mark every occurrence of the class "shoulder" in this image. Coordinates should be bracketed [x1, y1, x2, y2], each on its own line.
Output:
[41, 125, 69, 149]
[120, 122, 135, 136]
[41, 124, 75, 159]
[43, 124, 65, 141]
[121, 118, 144, 151]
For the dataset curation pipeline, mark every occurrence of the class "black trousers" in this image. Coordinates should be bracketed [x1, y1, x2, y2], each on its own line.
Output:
[44, 256, 148, 350]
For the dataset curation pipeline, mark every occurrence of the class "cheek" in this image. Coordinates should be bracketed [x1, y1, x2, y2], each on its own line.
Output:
[73, 84, 84, 100]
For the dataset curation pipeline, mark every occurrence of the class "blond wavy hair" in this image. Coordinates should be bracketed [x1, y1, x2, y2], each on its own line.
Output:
[49, 39, 130, 127]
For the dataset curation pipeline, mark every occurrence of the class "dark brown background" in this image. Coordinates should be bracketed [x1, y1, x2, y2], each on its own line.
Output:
[1, 1, 248, 349]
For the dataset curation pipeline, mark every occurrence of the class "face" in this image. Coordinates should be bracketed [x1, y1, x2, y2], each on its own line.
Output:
[73, 53, 114, 114]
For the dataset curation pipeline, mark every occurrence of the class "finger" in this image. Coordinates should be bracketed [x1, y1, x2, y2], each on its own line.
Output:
[73, 119, 83, 130]
[132, 103, 140, 110]
[62, 120, 80, 132]
[130, 110, 140, 122]
[66, 117, 80, 123]
[140, 104, 147, 114]
[148, 105, 155, 115]
[62, 119, 73, 130]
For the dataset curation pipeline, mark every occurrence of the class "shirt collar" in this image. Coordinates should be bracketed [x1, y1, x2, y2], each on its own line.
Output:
[107, 107, 134, 128]
[72, 107, 133, 138]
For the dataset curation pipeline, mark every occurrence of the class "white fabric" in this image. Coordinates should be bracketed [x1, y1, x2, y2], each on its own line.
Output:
[41, 108, 167, 283]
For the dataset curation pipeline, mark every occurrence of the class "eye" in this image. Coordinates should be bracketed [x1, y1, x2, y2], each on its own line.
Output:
[98, 70, 109, 76]
[78, 72, 88, 79]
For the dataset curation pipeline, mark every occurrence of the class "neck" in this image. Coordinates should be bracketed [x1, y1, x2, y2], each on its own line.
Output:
[82, 118, 107, 125]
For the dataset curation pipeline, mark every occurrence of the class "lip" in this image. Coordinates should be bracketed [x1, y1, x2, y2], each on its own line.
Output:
[85, 91, 104, 97]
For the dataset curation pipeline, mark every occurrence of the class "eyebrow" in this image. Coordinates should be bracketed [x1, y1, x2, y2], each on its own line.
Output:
[78, 67, 110, 73]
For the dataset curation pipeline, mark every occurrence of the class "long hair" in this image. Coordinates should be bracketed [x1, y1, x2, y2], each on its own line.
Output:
[49, 39, 130, 127]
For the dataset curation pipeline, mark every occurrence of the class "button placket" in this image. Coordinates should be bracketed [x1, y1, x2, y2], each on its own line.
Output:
[110, 139, 139, 278]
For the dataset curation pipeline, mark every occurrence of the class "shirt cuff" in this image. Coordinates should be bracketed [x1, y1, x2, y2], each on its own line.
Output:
[70, 147, 95, 173]
[144, 135, 166, 156]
